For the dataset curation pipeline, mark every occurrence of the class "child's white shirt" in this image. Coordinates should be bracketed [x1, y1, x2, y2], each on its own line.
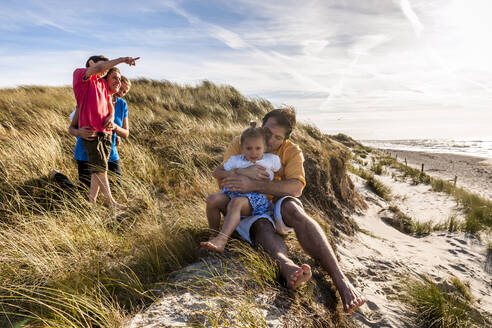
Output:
[223, 153, 281, 180]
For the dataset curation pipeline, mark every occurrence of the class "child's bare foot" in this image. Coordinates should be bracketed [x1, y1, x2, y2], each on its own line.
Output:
[288, 264, 312, 289]
[49, 169, 60, 180]
[112, 202, 127, 211]
[200, 237, 227, 253]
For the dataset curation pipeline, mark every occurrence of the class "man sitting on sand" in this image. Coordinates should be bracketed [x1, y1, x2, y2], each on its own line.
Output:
[209, 107, 366, 314]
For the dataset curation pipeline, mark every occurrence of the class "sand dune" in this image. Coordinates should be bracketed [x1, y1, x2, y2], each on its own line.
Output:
[341, 168, 492, 327]
[126, 150, 491, 327]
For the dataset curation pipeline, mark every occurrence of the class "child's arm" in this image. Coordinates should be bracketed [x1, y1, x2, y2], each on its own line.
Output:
[114, 117, 129, 139]
[85, 57, 139, 80]
[68, 106, 96, 140]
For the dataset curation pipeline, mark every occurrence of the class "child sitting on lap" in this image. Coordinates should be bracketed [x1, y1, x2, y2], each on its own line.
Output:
[201, 123, 281, 253]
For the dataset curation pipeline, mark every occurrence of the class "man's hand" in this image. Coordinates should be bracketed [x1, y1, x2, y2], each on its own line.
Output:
[122, 57, 140, 66]
[238, 165, 270, 180]
[79, 126, 97, 140]
[221, 175, 256, 193]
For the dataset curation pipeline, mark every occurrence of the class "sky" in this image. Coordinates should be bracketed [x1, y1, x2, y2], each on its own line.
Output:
[1, 0, 491, 140]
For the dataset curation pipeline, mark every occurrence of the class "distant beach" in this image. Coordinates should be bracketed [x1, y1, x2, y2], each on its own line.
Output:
[361, 139, 492, 159]
[368, 149, 492, 201]
[359, 139, 492, 200]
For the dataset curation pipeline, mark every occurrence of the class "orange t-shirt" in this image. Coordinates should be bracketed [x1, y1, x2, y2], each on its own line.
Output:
[223, 136, 306, 189]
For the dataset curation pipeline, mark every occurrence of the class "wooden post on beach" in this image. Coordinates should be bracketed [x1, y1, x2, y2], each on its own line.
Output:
[405, 158, 407, 166]
[454, 175, 457, 187]
[421, 163, 424, 173]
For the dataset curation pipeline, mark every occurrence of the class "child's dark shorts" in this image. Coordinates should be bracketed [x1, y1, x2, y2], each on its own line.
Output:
[81, 132, 112, 173]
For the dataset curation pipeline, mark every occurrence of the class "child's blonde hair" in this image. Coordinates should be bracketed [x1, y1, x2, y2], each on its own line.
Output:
[121, 76, 131, 88]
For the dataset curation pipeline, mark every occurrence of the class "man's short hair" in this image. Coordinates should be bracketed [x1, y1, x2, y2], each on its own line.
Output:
[85, 55, 109, 68]
[262, 107, 296, 139]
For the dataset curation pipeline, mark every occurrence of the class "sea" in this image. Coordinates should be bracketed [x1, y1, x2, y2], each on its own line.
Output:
[360, 139, 492, 160]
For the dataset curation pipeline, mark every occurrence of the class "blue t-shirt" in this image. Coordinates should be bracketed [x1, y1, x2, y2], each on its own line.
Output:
[73, 98, 128, 162]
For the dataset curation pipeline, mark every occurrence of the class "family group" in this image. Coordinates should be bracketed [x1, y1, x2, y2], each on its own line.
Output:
[53, 55, 365, 314]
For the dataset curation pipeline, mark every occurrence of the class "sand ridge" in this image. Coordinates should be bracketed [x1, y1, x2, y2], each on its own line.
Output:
[340, 167, 492, 327]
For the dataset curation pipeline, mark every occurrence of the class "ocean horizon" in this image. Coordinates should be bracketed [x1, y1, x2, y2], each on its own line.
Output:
[359, 138, 492, 160]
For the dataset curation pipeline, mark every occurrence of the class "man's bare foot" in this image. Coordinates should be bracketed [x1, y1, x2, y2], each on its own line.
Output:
[338, 279, 366, 314]
[200, 237, 226, 253]
[288, 264, 312, 289]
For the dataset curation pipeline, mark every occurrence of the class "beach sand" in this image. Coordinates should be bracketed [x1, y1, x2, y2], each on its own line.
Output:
[339, 150, 492, 327]
[380, 149, 492, 200]
[127, 148, 492, 327]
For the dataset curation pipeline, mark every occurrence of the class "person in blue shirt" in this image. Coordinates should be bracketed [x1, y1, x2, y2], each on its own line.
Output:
[50, 76, 131, 190]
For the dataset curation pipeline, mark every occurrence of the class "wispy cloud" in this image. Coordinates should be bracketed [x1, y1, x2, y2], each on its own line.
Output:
[0, 0, 490, 139]
[396, 0, 424, 37]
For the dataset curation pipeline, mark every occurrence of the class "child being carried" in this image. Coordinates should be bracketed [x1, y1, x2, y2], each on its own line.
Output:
[201, 122, 281, 253]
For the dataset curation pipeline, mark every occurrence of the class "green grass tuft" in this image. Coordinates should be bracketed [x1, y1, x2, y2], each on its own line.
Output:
[403, 276, 487, 328]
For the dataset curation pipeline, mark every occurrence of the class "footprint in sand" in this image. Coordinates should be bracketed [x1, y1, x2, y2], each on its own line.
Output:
[485, 250, 492, 274]
[455, 248, 471, 255]
[449, 263, 467, 272]
[365, 300, 380, 311]
[454, 238, 468, 245]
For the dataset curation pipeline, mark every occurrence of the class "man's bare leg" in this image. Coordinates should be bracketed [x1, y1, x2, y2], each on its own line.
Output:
[251, 219, 312, 289]
[206, 193, 230, 238]
[280, 200, 365, 313]
[201, 197, 251, 253]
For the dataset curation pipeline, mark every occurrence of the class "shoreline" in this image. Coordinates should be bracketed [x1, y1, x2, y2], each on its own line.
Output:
[375, 148, 492, 201]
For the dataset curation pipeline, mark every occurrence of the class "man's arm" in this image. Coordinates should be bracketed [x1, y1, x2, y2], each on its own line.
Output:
[221, 175, 303, 198]
[85, 57, 139, 79]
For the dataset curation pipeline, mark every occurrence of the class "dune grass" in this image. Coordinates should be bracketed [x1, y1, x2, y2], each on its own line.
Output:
[127, 239, 354, 327]
[0, 81, 273, 326]
[348, 165, 392, 201]
[0, 80, 361, 327]
[403, 276, 487, 328]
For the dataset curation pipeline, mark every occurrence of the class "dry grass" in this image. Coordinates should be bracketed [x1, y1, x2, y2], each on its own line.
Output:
[348, 165, 392, 201]
[0, 80, 360, 327]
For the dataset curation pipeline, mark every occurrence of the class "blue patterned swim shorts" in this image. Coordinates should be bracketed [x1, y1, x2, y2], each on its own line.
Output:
[222, 188, 272, 216]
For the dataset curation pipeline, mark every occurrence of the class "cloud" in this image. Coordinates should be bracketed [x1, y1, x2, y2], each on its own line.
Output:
[0, 0, 490, 139]
[395, 0, 424, 37]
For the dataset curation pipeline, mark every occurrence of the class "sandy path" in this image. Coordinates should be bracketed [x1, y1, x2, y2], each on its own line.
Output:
[379, 149, 492, 200]
[339, 173, 492, 327]
[377, 170, 466, 225]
